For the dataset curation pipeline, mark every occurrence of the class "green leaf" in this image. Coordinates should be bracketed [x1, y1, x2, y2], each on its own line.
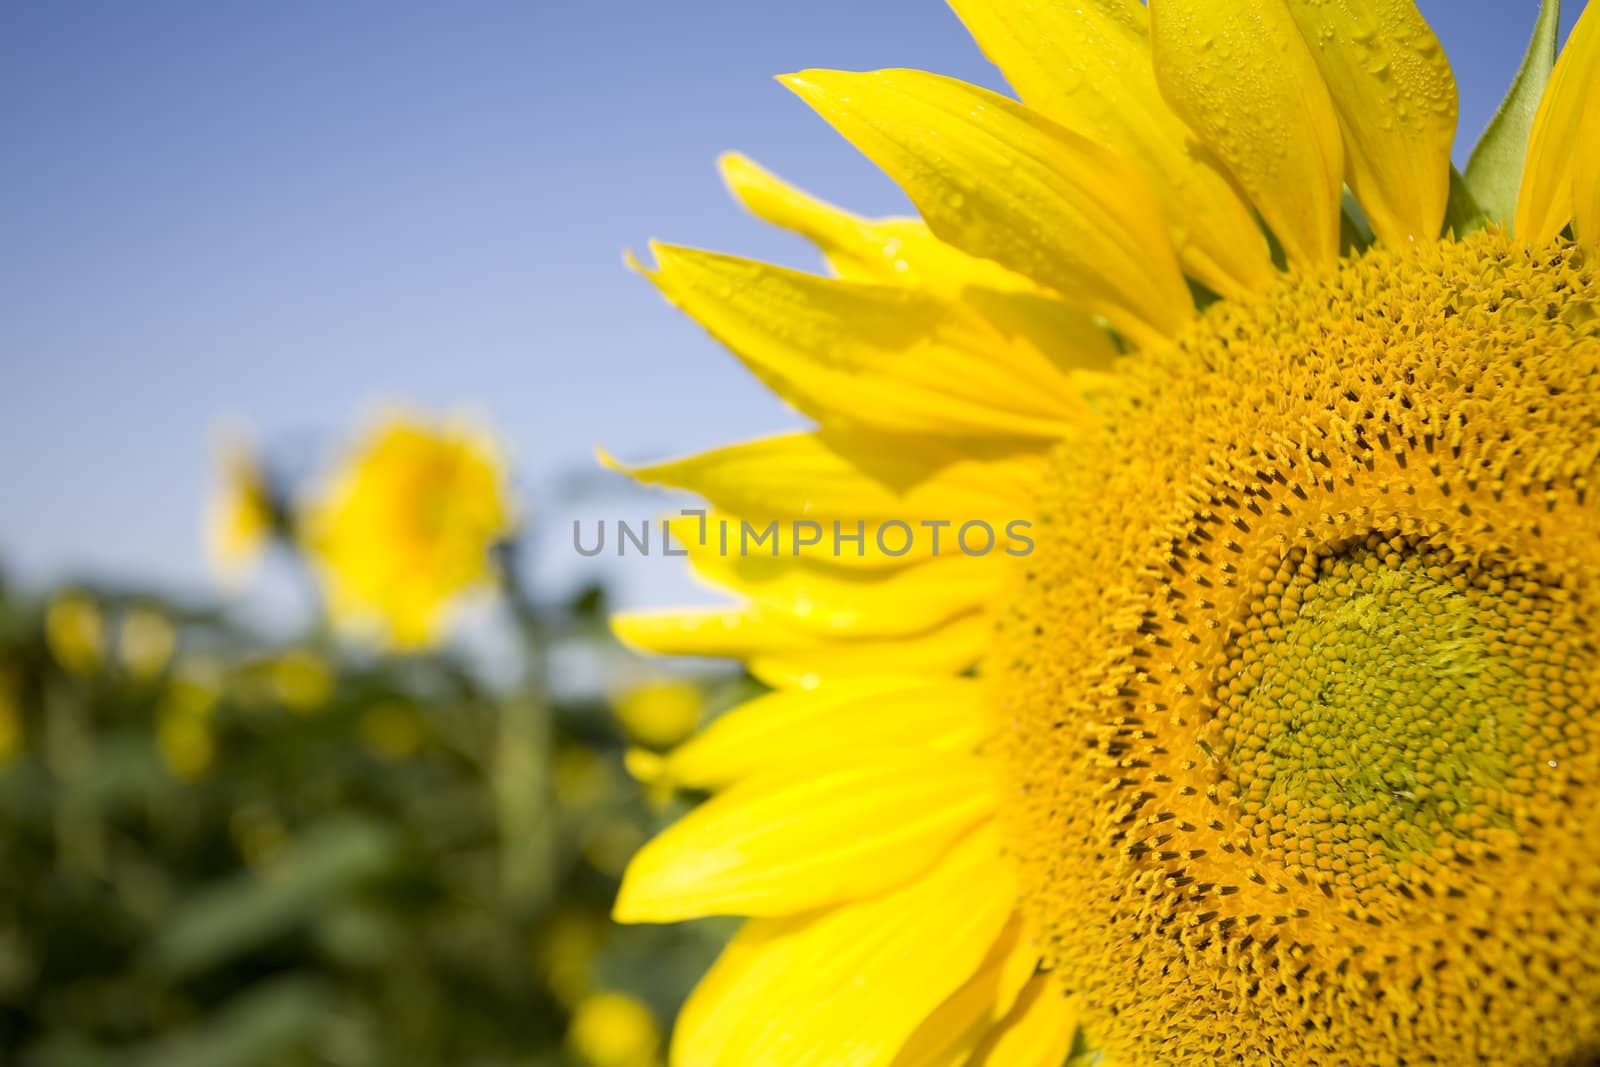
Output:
[124, 978, 335, 1067]
[1340, 188, 1374, 256]
[148, 817, 398, 978]
[1464, 0, 1562, 225]
[1443, 165, 1487, 237]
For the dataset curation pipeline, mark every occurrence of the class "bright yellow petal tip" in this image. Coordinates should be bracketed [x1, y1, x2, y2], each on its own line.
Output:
[1517, 1, 1600, 244]
[1148, 0, 1345, 267]
[779, 67, 1192, 348]
[613, 756, 993, 923]
[1282, 0, 1458, 245]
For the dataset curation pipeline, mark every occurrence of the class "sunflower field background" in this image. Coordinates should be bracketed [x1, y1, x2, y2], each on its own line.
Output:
[0, 417, 750, 1066]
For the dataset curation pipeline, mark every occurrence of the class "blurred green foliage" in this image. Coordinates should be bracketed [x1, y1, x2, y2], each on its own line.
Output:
[0, 569, 742, 1067]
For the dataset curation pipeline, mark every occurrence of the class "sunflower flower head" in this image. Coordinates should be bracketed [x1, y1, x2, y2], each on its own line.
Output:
[156, 671, 219, 782]
[567, 991, 663, 1067]
[271, 647, 334, 713]
[305, 412, 514, 651]
[204, 437, 278, 583]
[608, 1, 1600, 1064]
[611, 677, 704, 750]
[45, 591, 104, 677]
[117, 606, 177, 682]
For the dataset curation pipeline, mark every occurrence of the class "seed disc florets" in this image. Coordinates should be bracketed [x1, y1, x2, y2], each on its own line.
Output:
[1000, 232, 1600, 1066]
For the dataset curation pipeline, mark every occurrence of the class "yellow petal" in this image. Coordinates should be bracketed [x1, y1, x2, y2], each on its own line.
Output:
[1281, 0, 1457, 245]
[947, 0, 1273, 298]
[611, 607, 990, 686]
[891, 914, 1040, 1067]
[602, 435, 1043, 584]
[614, 755, 994, 922]
[637, 244, 1092, 438]
[958, 288, 1121, 382]
[782, 68, 1192, 348]
[1578, 104, 1600, 249]
[718, 152, 1022, 294]
[965, 974, 1079, 1067]
[671, 825, 1015, 1067]
[662, 678, 989, 790]
[663, 509, 944, 570]
[682, 528, 1006, 637]
[717, 156, 1122, 365]
[1517, 2, 1600, 245]
[603, 430, 1044, 526]
[1149, 0, 1345, 268]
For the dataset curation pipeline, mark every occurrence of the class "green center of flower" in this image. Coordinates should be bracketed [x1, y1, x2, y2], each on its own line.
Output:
[1210, 533, 1559, 889]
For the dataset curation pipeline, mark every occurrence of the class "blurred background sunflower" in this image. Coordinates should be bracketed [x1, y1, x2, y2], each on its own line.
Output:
[0, 2, 1594, 1066]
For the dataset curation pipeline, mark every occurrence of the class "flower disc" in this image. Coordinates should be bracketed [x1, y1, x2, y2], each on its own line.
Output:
[999, 231, 1600, 1065]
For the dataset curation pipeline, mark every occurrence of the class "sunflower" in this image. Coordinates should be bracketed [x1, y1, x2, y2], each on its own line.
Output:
[608, 2, 1600, 1064]
[304, 412, 513, 650]
[204, 437, 277, 582]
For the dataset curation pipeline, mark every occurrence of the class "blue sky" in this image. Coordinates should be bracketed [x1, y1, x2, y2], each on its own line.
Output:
[0, 0, 1587, 616]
